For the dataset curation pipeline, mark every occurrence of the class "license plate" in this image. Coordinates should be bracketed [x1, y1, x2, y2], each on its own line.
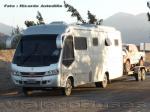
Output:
[26, 79, 37, 84]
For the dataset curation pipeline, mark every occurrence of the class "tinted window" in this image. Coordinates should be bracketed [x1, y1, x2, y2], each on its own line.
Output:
[114, 39, 119, 46]
[93, 38, 98, 46]
[13, 34, 60, 67]
[105, 38, 112, 46]
[75, 37, 87, 50]
[62, 36, 74, 67]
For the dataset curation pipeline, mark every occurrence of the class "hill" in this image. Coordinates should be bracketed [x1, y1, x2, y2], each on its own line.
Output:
[0, 23, 14, 36]
[103, 12, 150, 44]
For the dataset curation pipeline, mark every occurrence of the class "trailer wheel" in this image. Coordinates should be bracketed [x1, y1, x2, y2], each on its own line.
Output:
[101, 74, 108, 88]
[139, 59, 144, 66]
[62, 78, 72, 96]
[124, 60, 131, 75]
[135, 70, 142, 81]
[141, 69, 146, 81]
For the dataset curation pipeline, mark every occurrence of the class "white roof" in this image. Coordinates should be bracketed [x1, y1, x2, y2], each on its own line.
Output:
[23, 24, 68, 35]
[23, 21, 117, 35]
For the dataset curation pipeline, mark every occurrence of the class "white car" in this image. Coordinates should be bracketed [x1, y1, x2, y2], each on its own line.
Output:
[123, 44, 145, 74]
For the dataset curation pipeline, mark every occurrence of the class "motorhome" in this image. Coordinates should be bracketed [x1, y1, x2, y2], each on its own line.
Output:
[11, 22, 123, 96]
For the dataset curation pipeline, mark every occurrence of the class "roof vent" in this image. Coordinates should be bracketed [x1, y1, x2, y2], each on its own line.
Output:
[80, 24, 97, 28]
[50, 21, 67, 25]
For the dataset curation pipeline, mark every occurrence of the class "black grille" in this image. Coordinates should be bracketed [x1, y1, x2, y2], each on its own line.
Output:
[24, 81, 40, 85]
[21, 72, 45, 77]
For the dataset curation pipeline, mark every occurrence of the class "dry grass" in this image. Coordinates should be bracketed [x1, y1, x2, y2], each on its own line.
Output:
[145, 52, 150, 72]
[146, 52, 150, 63]
[0, 50, 15, 62]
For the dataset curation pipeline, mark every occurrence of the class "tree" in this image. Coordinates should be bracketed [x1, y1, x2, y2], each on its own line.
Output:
[147, 2, 150, 21]
[64, 1, 85, 23]
[87, 10, 97, 24]
[64, 1, 103, 25]
[25, 11, 45, 27]
[11, 26, 22, 48]
[24, 21, 36, 27]
[36, 11, 45, 25]
[87, 10, 103, 25]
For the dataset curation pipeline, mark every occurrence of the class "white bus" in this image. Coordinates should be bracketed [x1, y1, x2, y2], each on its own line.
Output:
[11, 22, 123, 96]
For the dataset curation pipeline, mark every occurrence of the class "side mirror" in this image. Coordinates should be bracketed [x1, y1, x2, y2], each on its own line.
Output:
[56, 35, 63, 48]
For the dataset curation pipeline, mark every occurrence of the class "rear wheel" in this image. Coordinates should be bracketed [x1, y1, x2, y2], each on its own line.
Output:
[62, 78, 72, 96]
[95, 82, 101, 87]
[95, 74, 108, 88]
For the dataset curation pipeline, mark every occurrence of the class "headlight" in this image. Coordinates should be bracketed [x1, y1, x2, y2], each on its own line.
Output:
[45, 69, 59, 76]
[12, 71, 21, 76]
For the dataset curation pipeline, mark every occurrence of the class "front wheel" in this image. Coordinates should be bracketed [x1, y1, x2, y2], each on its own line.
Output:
[101, 74, 108, 88]
[62, 78, 72, 96]
[22, 87, 32, 96]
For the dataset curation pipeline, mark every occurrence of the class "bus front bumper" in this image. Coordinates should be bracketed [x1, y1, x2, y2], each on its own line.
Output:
[11, 75, 60, 88]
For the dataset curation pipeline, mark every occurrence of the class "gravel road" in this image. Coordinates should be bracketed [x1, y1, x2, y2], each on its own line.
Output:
[0, 61, 150, 112]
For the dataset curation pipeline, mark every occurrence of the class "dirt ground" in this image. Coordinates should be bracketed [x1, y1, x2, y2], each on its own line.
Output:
[0, 50, 150, 112]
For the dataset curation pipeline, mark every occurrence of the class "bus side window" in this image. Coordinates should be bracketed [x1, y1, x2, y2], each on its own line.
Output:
[114, 39, 119, 46]
[74, 37, 87, 50]
[105, 38, 112, 46]
[62, 36, 75, 67]
[93, 38, 98, 46]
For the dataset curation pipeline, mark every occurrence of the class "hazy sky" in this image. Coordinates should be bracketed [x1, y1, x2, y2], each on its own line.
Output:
[0, 0, 148, 28]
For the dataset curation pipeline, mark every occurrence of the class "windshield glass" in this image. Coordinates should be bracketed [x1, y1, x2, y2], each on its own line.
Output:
[13, 34, 61, 67]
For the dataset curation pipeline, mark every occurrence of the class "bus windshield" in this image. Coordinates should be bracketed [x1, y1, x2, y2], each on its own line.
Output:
[13, 34, 61, 67]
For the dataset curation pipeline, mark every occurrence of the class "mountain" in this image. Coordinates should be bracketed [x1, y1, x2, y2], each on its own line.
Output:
[0, 23, 14, 36]
[103, 12, 150, 45]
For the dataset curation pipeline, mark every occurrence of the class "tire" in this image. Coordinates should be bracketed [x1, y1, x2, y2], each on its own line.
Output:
[135, 70, 141, 81]
[62, 78, 72, 96]
[139, 59, 144, 66]
[101, 74, 108, 88]
[141, 69, 146, 81]
[124, 60, 131, 75]
[22, 87, 31, 96]
[95, 82, 101, 87]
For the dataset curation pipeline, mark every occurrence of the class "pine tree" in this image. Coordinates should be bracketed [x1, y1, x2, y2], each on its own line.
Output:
[64, 1, 103, 25]
[147, 2, 150, 21]
[87, 10, 97, 24]
[24, 21, 36, 27]
[36, 11, 45, 25]
[11, 26, 22, 48]
[24, 11, 45, 27]
[64, 1, 85, 23]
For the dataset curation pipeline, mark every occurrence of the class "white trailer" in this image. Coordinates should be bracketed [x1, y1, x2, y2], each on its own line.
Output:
[11, 22, 123, 96]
